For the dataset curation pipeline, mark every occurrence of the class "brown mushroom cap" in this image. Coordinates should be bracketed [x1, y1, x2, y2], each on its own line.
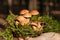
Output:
[20, 9, 29, 15]
[30, 10, 39, 15]
[30, 22, 37, 26]
[17, 16, 25, 22]
[23, 13, 32, 18]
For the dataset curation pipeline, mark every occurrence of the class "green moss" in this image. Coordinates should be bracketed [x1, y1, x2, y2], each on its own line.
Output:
[0, 15, 60, 40]
[41, 15, 60, 33]
[30, 15, 39, 21]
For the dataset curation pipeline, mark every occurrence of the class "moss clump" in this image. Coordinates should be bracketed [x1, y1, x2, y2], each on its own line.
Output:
[0, 15, 60, 40]
[41, 15, 60, 33]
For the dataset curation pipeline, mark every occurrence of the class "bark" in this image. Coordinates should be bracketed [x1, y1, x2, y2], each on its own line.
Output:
[29, 0, 38, 11]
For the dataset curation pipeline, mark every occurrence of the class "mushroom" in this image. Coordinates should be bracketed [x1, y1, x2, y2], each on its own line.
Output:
[23, 13, 32, 18]
[31, 21, 43, 31]
[20, 9, 29, 15]
[32, 25, 43, 31]
[37, 22, 42, 28]
[32, 26, 37, 31]
[30, 10, 39, 15]
[17, 16, 26, 22]
[37, 22, 43, 31]
[30, 22, 37, 26]
[15, 21, 19, 26]
[20, 19, 30, 26]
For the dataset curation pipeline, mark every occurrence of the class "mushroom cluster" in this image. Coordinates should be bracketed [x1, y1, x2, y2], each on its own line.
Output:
[15, 9, 43, 31]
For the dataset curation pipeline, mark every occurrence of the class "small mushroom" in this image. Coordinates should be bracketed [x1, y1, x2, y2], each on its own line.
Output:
[32, 25, 43, 31]
[15, 21, 19, 26]
[37, 22, 43, 31]
[23, 13, 32, 18]
[37, 22, 42, 28]
[20, 19, 30, 26]
[30, 22, 37, 26]
[32, 26, 37, 31]
[30, 10, 39, 15]
[17, 16, 26, 22]
[20, 9, 29, 15]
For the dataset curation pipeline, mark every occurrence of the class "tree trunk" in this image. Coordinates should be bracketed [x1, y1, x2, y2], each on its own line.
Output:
[29, 0, 38, 11]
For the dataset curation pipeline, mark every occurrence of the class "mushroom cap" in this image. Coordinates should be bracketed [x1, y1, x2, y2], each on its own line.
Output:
[30, 10, 39, 15]
[23, 13, 32, 18]
[20, 19, 30, 26]
[17, 16, 25, 22]
[20, 9, 29, 15]
[30, 22, 37, 26]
